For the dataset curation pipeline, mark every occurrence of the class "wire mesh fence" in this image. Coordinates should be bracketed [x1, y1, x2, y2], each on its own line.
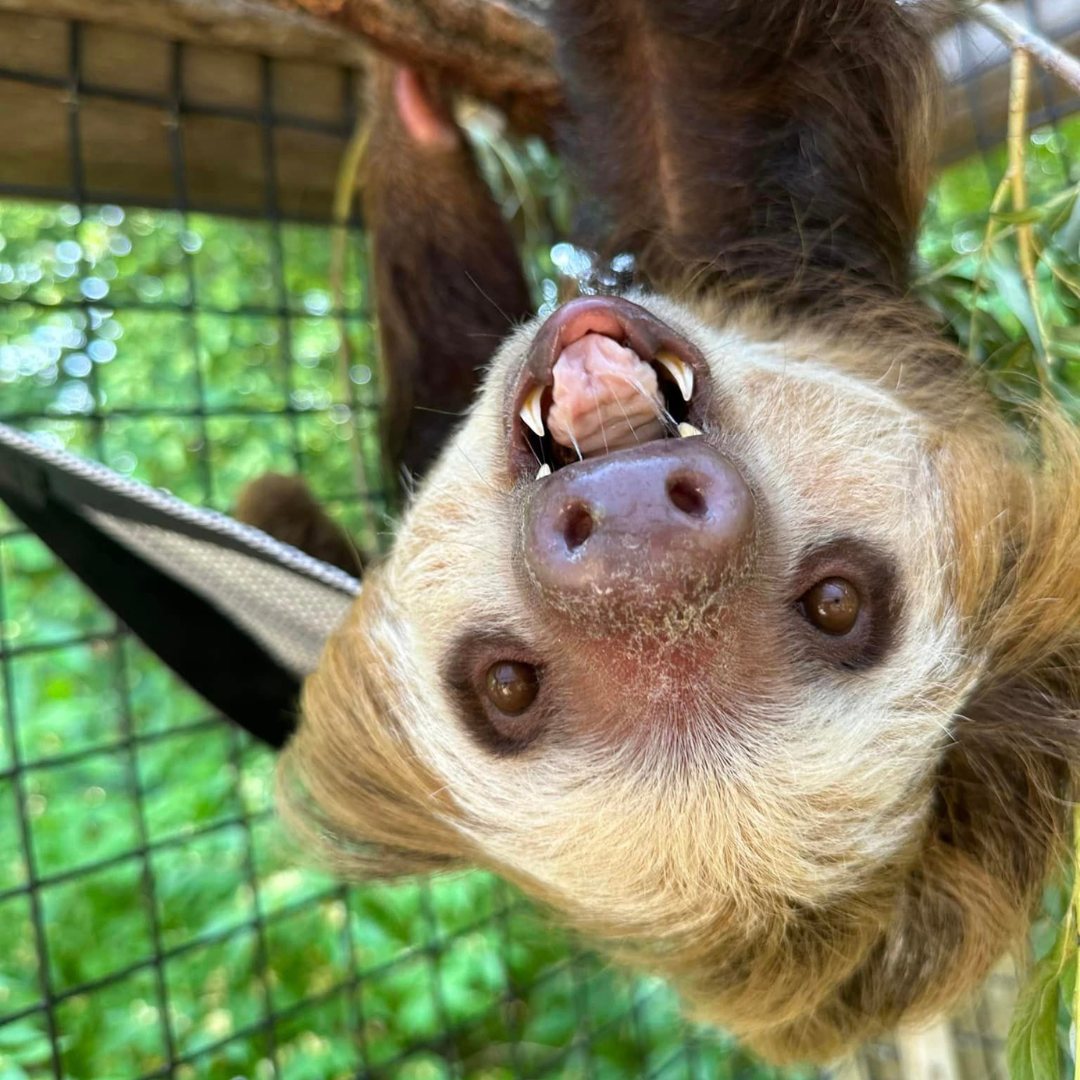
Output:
[0, 4, 1078, 1079]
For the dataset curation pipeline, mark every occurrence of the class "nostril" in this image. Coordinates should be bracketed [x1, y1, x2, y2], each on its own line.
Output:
[561, 501, 594, 551]
[666, 474, 708, 518]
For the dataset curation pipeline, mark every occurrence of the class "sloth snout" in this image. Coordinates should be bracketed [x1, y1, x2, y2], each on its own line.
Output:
[521, 437, 755, 619]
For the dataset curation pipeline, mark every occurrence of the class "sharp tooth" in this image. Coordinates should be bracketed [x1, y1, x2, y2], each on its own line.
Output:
[678, 422, 702, 438]
[520, 386, 545, 438]
[655, 350, 694, 402]
[536, 463, 552, 479]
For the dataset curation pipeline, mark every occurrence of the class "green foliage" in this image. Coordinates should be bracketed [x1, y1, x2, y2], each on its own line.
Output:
[1008, 911, 1070, 1080]
[1004, 855, 1080, 1080]
[918, 114, 1080, 411]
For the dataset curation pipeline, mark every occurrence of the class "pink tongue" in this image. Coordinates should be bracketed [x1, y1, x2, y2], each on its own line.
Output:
[547, 333, 665, 457]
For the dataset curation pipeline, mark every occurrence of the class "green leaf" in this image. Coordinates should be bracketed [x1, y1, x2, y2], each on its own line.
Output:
[986, 259, 1046, 356]
[1050, 339, 1080, 361]
[1008, 923, 1071, 1080]
[1062, 951, 1078, 1011]
[992, 207, 1050, 226]
[1051, 192, 1080, 253]
[0, 1025, 48, 1052]
[985, 339, 1034, 371]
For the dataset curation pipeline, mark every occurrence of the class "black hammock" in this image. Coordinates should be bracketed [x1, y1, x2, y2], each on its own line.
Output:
[0, 423, 360, 748]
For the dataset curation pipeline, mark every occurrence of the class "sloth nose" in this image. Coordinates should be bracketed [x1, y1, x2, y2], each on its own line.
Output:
[522, 439, 754, 617]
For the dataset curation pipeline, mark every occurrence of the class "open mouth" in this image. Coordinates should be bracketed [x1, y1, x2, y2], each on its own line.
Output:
[508, 297, 712, 483]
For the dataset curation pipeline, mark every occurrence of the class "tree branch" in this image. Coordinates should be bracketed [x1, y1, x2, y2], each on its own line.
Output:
[965, 0, 1080, 95]
[290, 0, 559, 134]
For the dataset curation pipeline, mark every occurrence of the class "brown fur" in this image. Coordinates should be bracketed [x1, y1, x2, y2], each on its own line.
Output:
[234, 473, 361, 576]
[363, 59, 534, 485]
[274, 0, 1080, 1065]
[554, 0, 943, 304]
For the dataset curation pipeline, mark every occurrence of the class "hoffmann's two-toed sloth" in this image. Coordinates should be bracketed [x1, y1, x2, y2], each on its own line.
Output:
[244, 0, 1080, 1063]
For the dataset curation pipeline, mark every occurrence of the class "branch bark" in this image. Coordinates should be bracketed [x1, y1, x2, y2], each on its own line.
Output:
[964, 0, 1080, 95]
[291, 0, 560, 133]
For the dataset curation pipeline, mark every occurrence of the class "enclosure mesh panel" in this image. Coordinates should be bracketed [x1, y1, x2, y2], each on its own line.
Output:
[0, 7, 1077, 1080]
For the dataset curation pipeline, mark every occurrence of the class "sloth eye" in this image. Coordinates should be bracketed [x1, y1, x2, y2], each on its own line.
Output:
[484, 661, 540, 715]
[799, 578, 861, 635]
[444, 633, 548, 753]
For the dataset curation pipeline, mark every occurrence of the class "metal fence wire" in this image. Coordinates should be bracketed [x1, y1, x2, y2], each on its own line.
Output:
[0, 5, 1077, 1080]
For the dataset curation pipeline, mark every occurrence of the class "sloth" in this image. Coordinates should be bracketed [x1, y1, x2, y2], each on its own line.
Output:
[252, 0, 1080, 1064]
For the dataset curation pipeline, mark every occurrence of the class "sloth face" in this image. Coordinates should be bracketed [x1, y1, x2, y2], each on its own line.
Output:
[281, 288, 1080, 1060]
[380, 293, 970, 901]
[274, 0, 1080, 1057]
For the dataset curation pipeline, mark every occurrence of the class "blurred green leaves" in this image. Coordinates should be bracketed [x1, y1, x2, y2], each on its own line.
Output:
[919, 113, 1080, 411]
[1005, 835, 1080, 1080]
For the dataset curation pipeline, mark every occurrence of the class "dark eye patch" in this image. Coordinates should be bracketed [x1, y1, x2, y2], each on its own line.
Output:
[790, 538, 902, 670]
[442, 629, 549, 754]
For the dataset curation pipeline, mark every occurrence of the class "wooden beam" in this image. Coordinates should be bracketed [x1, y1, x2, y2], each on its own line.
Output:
[0, 3, 1076, 215]
[0, 11, 356, 220]
[0, 0, 371, 69]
